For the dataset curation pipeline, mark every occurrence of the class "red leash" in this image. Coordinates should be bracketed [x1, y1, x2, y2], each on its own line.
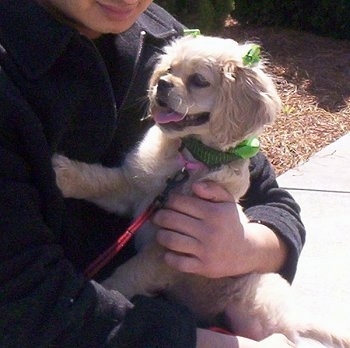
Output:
[84, 201, 158, 279]
[84, 168, 235, 336]
[84, 169, 189, 279]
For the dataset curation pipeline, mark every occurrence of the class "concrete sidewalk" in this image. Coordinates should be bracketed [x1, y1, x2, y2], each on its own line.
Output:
[277, 134, 350, 331]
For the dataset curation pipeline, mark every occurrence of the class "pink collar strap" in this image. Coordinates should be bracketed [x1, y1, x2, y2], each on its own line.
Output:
[177, 152, 207, 171]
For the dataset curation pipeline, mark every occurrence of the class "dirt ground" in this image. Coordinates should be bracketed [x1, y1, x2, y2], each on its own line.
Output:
[220, 19, 350, 175]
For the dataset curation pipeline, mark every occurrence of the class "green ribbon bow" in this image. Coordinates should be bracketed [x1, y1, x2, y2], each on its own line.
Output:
[183, 29, 201, 37]
[242, 44, 261, 67]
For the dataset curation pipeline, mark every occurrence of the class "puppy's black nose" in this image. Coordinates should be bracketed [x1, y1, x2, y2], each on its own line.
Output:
[157, 79, 174, 94]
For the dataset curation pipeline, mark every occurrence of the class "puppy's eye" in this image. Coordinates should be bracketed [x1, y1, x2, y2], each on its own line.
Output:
[187, 73, 210, 88]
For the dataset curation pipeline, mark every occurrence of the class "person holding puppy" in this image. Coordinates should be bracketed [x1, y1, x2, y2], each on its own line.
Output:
[0, 0, 304, 347]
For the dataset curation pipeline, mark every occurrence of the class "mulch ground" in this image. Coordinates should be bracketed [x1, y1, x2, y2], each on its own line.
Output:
[220, 19, 350, 175]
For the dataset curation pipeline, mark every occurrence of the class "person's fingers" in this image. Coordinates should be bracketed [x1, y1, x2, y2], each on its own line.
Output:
[163, 249, 203, 274]
[157, 186, 235, 221]
[157, 193, 208, 219]
[191, 181, 235, 203]
[152, 207, 203, 239]
[156, 227, 202, 255]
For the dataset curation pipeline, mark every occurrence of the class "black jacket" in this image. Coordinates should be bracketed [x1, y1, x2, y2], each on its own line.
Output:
[0, 0, 305, 347]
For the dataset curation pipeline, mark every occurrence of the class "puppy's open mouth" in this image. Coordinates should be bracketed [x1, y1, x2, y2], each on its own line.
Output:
[153, 99, 210, 130]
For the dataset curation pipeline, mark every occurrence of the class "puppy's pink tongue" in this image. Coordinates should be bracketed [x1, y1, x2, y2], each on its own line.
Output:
[153, 111, 185, 124]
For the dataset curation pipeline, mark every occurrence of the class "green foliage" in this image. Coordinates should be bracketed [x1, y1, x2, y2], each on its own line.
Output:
[156, 0, 234, 33]
[232, 0, 350, 40]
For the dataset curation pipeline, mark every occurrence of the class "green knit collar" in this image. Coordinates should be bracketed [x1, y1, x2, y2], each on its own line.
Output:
[180, 137, 260, 169]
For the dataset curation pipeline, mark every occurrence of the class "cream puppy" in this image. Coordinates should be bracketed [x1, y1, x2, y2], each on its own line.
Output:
[53, 35, 350, 347]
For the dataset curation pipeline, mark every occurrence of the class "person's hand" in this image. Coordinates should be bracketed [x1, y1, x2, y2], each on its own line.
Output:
[152, 180, 287, 278]
[152, 181, 255, 278]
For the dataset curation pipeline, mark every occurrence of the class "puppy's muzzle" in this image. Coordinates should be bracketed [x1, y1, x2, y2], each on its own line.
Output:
[156, 79, 174, 106]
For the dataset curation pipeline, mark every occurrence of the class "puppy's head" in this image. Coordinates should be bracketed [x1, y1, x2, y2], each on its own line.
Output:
[148, 36, 281, 150]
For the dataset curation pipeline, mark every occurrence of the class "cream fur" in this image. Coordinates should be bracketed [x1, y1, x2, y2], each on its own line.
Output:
[53, 36, 350, 347]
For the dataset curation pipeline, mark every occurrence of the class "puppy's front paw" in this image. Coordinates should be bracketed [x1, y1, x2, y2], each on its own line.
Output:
[52, 154, 87, 198]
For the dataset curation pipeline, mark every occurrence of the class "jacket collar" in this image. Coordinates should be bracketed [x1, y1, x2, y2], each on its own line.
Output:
[0, 1, 182, 80]
[137, 3, 183, 39]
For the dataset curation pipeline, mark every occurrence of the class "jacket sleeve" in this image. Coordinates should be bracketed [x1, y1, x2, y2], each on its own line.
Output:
[0, 71, 196, 348]
[240, 152, 306, 282]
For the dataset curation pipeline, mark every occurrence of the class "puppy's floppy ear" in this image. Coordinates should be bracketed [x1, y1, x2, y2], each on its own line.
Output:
[210, 58, 281, 147]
